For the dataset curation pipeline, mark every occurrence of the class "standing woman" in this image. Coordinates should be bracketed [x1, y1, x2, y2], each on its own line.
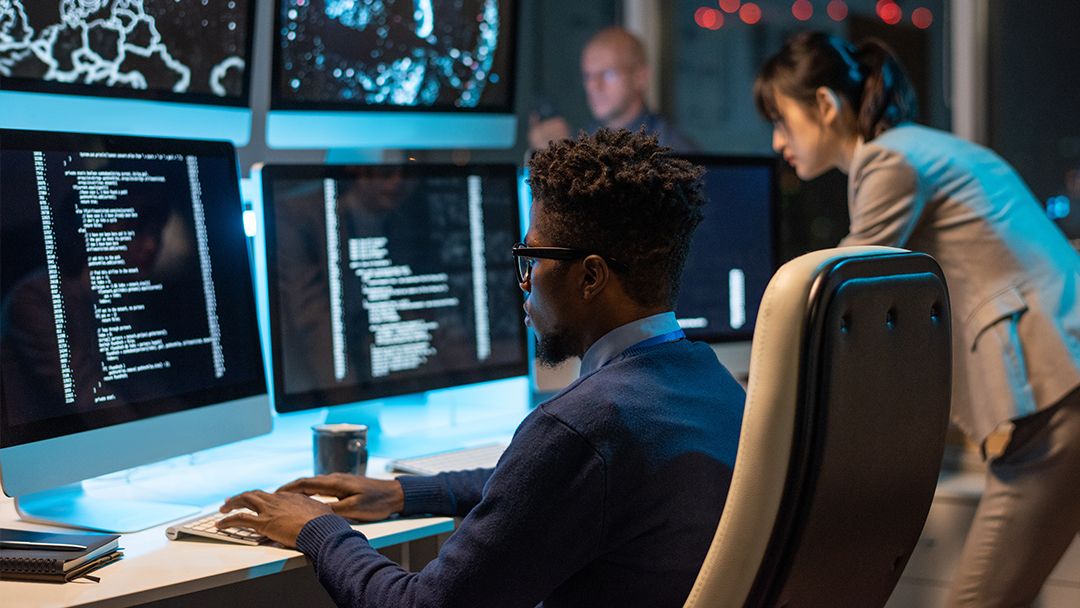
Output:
[754, 31, 1080, 607]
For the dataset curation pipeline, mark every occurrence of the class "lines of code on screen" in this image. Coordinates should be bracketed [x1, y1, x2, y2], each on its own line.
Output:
[269, 167, 523, 402]
[1, 149, 237, 426]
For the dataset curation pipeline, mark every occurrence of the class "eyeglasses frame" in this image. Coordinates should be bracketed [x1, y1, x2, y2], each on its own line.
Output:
[511, 243, 629, 284]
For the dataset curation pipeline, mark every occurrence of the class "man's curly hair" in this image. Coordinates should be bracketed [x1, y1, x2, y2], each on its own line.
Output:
[527, 128, 706, 308]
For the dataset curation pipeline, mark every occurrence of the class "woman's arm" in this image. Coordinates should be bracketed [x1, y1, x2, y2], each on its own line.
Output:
[840, 143, 926, 248]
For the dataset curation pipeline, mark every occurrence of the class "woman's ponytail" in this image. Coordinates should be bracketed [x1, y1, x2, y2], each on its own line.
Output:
[854, 39, 918, 140]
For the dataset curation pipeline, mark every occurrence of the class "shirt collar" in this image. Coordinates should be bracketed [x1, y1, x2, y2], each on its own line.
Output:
[579, 311, 682, 376]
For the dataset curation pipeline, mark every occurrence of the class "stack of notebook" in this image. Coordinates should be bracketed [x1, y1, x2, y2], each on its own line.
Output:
[0, 528, 122, 583]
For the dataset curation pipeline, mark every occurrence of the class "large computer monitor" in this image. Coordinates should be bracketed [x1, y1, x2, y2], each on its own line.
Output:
[674, 155, 779, 376]
[0, 1, 257, 144]
[0, 129, 271, 532]
[265, 0, 518, 149]
[258, 163, 529, 450]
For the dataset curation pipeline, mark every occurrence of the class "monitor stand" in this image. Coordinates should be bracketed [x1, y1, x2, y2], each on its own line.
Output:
[14, 483, 200, 534]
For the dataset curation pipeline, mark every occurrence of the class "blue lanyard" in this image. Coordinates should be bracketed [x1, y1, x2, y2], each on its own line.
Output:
[597, 329, 686, 370]
[626, 329, 686, 352]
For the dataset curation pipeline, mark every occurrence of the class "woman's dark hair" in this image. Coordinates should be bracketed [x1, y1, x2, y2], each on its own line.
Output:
[753, 31, 918, 141]
[527, 128, 706, 309]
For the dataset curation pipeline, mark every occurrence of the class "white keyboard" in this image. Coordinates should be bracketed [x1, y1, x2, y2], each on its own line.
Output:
[166, 509, 269, 545]
[389, 443, 507, 476]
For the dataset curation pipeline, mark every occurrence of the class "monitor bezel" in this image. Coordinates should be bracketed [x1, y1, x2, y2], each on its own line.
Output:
[268, 0, 518, 114]
[673, 153, 782, 344]
[0, 128, 269, 449]
[260, 162, 530, 414]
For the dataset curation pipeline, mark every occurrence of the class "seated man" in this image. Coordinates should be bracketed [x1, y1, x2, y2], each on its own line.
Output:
[218, 129, 745, 607]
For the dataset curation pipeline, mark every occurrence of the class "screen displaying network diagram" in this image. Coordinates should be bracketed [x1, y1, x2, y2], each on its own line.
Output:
[0, 0, 254, 104]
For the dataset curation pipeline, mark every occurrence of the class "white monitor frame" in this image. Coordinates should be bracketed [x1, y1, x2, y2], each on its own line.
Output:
[0, 130, 271, 532]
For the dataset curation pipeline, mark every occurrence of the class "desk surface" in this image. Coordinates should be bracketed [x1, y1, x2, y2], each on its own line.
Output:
[0, 498, 453, 608]
[0, 381, 531, 607]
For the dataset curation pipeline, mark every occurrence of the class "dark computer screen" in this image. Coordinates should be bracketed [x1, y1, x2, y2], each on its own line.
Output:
[260, 163, 528, 413]
[0, 129, 267, 448]
[674, 155, 778, 343]
[271, 0, 516, 112]
[0, 0, 256, 106]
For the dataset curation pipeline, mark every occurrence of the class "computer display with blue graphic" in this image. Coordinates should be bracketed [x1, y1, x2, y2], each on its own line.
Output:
[266, 0, 518, 148]
[0, 0, 256, 143]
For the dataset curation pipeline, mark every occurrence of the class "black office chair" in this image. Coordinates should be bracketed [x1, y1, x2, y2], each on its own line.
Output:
[684, 246, 952, 608]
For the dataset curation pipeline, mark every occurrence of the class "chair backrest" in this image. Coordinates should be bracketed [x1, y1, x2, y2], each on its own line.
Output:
[684, 246, 952, 608]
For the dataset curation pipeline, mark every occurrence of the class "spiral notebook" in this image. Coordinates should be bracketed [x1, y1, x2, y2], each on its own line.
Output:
[0, 528, 122, 582]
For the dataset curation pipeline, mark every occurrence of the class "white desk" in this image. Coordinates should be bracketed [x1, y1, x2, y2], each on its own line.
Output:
[1, 381, 532, 607]
[0, 498, 452, 608]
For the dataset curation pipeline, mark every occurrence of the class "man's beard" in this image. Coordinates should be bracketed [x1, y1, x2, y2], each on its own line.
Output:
[534, 327, 577, 368]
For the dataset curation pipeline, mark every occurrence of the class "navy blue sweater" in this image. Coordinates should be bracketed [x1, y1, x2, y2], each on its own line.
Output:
[296, 339, 745, 607]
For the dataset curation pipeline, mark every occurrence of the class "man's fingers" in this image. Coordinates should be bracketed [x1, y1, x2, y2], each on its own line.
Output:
[216, 510, 261, 530]
[330, 497, 360, 516]
[276, 477, 321, 494]
[278, 474, 353, 496]
[220, 489, 269, 513]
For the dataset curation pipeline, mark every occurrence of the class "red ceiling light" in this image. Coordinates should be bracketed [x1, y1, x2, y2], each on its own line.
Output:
[740, 2, 762, 24]
[827, 0, 848, 21]
[695, 7, 724, 29]
[792, 0, 813, 21]
[879, 2, 902, 24]
[719, 0, 741, 13]
[912, 7, 933, 29]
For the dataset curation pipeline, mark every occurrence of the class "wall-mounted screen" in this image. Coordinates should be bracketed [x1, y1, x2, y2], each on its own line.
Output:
[0, 1, 257, 143]
[1, 0, 255, 105]
[266, 0, 518, 148]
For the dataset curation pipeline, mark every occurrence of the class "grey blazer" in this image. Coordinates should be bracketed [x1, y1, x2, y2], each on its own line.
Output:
[840, 124, 1080, 444]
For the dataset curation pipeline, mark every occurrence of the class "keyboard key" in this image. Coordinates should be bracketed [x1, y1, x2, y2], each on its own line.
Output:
[165, 509, 270, 546]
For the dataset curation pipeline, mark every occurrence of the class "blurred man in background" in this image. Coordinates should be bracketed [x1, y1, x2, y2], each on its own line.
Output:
[529, 26, 697, 152]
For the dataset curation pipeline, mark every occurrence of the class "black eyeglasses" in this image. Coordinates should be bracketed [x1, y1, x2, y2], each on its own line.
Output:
[511, 243, 629, 283]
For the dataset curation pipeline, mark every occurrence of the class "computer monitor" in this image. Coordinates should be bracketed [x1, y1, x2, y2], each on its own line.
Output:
[0, 1, 256, 144]
[257, 163, 529, 449]
[0, 129, 271, 532]
[265, 0, 518, 149]
[674, 155, 779, 377]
